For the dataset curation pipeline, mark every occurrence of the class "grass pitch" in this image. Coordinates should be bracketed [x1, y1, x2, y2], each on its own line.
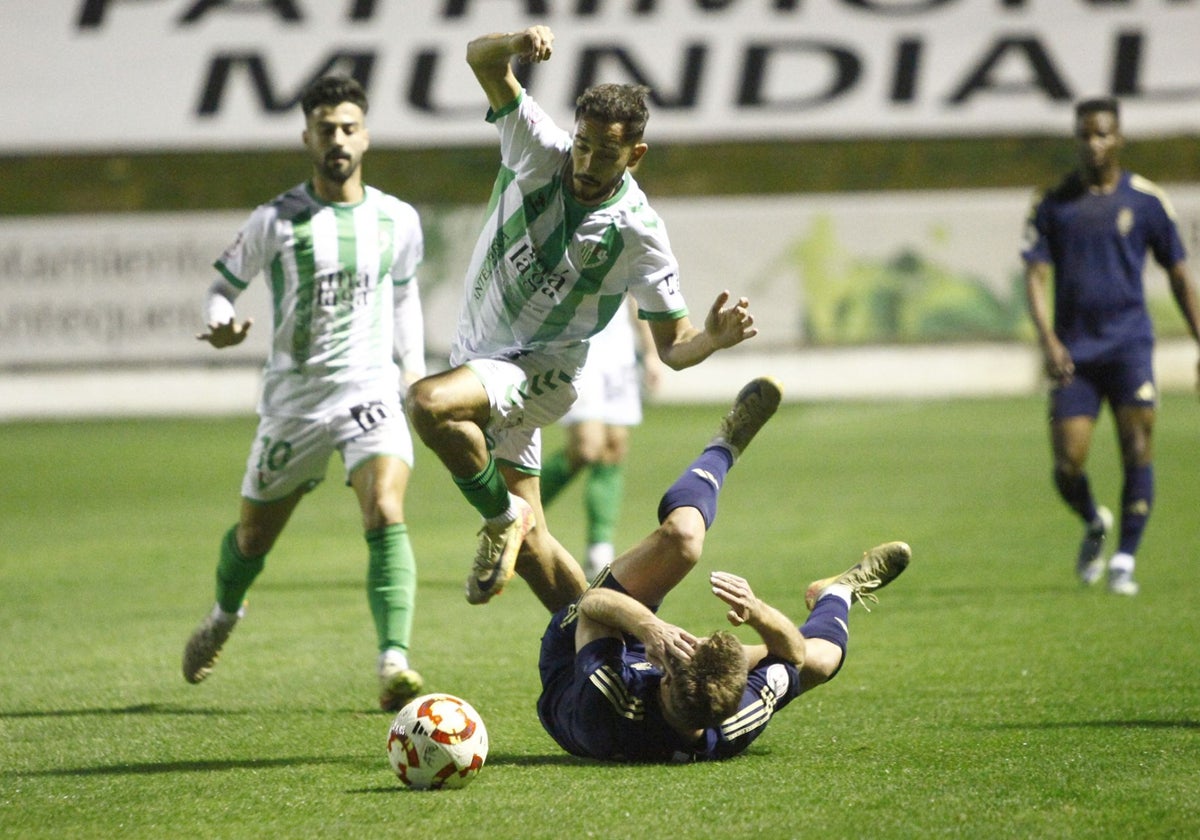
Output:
[2, 393, 1198, 839]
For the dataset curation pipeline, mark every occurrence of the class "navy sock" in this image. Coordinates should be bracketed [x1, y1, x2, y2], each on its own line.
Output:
[656, 446, 734, 528]
[1053, 468, 1097, 523]
[1118, 463, 1153, 555]
[799, 595, 849, 680]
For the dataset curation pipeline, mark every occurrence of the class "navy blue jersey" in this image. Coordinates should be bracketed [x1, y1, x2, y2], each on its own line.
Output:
[1022, 170, 1187, 363]
[537, 598, 803, 763]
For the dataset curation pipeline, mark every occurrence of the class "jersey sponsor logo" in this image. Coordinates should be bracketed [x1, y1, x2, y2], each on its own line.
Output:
[316, 267, 375, 308]
[591, 665, 646, 721]
[1116, 207, 1134, 238]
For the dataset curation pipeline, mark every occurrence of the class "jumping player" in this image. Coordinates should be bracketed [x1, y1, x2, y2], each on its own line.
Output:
[537, 376, 912, 761]
[406, 24, 758, 614]
[1023, 96, 1200, 595]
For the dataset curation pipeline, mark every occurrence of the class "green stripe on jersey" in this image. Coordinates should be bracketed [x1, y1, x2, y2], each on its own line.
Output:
[290, 208, 318, 364]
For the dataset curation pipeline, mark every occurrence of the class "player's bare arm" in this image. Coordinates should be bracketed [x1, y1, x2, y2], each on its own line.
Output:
[710, 571, 806, 669]
[648, 290, 757, 371]
[576, 587, 698, 669]
[1164, 261, 1200, 397]
[1024, 261, 1074, 384]
[466, 25, 555, 112]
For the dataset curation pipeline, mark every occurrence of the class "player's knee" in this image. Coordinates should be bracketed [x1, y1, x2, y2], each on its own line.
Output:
[405, 378, 437, 431]
[657, 511, 706, 568]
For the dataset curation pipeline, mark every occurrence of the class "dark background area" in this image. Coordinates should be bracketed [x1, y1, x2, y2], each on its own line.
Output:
[4, 135, 1197, 215]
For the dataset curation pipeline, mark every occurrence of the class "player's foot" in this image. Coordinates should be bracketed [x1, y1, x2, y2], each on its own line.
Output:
[805, 541, 911, 612]
[378, 651, 424, 712]
[1076, 506, 1112, 585]
[465, 496, 536, 605]
[182, 602, 245, 684]
[1107, 567, 1139, 597]
[710, 376, 783, 459]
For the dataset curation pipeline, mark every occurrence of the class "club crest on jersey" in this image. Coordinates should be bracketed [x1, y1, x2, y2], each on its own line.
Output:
[1116, 207, 1134, 237]
[578, 241, 609, 269]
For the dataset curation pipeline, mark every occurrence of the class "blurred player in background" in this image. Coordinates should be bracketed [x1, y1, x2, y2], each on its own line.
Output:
[540, 301, 662, 581]
[1023, 96, 1200, 596]
[182, 75, 429, 711]
[537, 376, 912, 762]
[406, 24, 758, 613]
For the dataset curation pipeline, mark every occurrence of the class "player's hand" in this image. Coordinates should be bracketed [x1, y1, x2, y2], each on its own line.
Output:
[711, 571, 760, 627]
[644, 619, 698, 670]
[704, 290, 757, 350]
[197, 317, 253, 348]
[513, 25, 554, 63]
[1041, 339, 1074, 386]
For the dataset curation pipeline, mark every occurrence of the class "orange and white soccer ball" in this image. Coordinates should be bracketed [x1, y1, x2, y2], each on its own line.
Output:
[386, 693, 488, 790]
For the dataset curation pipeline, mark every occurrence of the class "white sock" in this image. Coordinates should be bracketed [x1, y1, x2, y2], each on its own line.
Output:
[820, 583, 853, 607]
[378, 649, 409, 672]
[211, 603, 242, 623]
[1108, 552, 1135, 574]
[485, 493, 526, 527]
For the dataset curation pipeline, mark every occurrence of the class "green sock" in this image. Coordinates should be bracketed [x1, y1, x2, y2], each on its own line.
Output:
[215, 524, 265, 614]
[585, 463, 625, 546]
[540, 448, 577, 506]
[366, 524, 416, 654]
[452, 457, 510, 519]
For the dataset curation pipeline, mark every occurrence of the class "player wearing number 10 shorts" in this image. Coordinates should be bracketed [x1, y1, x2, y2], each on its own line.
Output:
[180, 75, 429, 713]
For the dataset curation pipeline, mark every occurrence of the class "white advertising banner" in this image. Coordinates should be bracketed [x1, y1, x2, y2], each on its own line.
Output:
[2, 1, 1197, 153]
[3, 185, 1198, 370]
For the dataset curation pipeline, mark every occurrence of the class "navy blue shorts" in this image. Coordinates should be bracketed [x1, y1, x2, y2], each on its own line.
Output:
[1051, 353, 1156, 421]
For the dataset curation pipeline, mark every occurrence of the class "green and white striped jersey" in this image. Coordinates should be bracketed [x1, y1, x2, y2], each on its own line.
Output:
[215, 182, 424, 417]
[450, 91, 686, 375]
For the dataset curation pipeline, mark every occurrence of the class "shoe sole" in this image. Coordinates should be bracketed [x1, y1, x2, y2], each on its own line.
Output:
[721, 376, 783, 453]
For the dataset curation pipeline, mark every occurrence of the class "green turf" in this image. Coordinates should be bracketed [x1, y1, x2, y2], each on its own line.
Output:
[2, 394, 1198, 839]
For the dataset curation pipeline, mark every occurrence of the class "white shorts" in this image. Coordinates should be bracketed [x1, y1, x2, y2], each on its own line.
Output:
[240, 397, 414, 503]
[558, 353, 642, 427]
[466, 351, 582, 471]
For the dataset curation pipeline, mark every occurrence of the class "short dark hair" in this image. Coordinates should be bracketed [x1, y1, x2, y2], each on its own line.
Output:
[1074, 97, 1119, 124]
[666, 631, 747, 730]
[575, 83, 651, 144]
[301, 75, 369, 117]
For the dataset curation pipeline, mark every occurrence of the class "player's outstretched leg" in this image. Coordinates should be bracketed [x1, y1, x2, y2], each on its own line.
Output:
[619, 377, 783, 607]
[1075, 505, 1112, 586]
[709, 376, 783, 460]
[805, 541, 911, 612]
[466, 494, 536, 604]
[182, 602, 245, 684]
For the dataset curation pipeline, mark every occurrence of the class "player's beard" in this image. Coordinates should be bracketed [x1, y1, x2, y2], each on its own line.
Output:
[319, 151, 359, 185]
[571, 172, 621, 205]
